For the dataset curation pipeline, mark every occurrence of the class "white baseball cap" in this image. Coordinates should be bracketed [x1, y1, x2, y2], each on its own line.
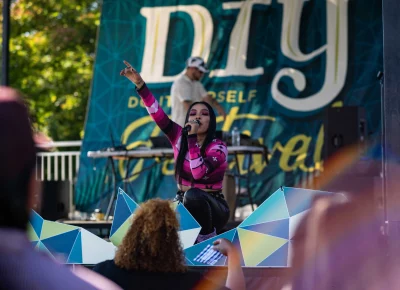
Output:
[186, 56, 209, 73]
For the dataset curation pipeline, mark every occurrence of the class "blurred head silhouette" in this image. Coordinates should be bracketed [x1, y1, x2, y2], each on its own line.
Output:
[0, 87, 38, 230]
[289, 192, 387, 290]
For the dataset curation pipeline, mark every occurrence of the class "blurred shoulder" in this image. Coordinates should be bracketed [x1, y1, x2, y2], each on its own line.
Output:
[92, 259, 116, 274]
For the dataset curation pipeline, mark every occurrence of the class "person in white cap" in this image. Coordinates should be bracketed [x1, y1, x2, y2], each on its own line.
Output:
[171, 57, 226, 127]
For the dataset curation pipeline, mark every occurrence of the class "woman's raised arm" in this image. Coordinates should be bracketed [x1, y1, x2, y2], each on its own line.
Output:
[120, 61, 181, 145]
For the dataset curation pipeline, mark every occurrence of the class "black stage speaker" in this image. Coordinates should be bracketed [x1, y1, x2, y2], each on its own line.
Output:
[40, 180, 70, 221]
[324, 106, 367, 158]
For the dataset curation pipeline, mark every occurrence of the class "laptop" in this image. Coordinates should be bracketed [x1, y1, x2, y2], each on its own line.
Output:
[150, 136, 172, 148]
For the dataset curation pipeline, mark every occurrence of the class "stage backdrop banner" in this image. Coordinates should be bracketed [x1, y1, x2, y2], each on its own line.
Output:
[76, 0, 382, 211]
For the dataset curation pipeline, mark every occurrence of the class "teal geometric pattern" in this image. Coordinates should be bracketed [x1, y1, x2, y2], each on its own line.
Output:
[109, 188, 201, 249]
[239, 188, 290, 227]
[30, 210, 44, 239]
[41, 229, 80, 263]
[110, 188, 140, 238]
[185, 187, 331, 267]
[176, 202, 201, 231]
[27, 210, 116, 264]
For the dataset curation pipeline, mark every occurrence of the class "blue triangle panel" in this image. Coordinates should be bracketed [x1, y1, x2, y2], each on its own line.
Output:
[284, 187, 331, 217]
[31, 241, 38, 248]
[176, 203, 201, 231]
[184, 229, 236, 266]
[240, 188, 289, 227]
[230, 230, 245, 266]
[242, 218, 289, 240]
[257, 242, 289, 267]
[122, 191, 139, 213]
[110, 193, 131, 236]
[41, 229, 79, 263]
[185, 257, 194, 265]
[67, 231, 82, 264]
[38, 241, 49, 252]
[30, 210, 44, 238]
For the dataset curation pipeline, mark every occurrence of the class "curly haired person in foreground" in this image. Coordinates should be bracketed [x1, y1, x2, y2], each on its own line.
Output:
[93, 199, 245, 290]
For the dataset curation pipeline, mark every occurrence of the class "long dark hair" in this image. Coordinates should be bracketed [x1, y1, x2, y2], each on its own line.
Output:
[174, 102, 216, 180]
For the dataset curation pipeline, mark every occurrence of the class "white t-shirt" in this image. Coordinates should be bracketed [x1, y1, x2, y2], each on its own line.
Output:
[171, 74, 208, 127]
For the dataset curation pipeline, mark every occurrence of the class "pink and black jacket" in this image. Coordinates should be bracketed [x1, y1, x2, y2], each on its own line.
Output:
[137, 84, 228, 191]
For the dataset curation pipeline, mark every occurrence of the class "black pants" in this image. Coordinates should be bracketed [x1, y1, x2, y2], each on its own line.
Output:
[177, 188, 230, 235]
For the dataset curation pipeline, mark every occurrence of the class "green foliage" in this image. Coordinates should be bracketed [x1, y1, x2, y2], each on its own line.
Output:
[9, 0, 100, 140]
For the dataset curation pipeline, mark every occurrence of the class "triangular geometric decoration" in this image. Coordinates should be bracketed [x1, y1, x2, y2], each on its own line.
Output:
[27, 222, 39, 242]
[289, 210, 309, 240]
[185, 257, 194, 265]
[37, 241, 53, 257]
[237, 228, 287, 267]
[239, 188, 289, 227]
[287, 241, 294, 267]
[184, 229, 236, 266]
[27, 210, 116, 265]
[110, 192, 132, 236]
[120, 188, 139, 213]
[178, 227, 201, 249]
[40, 220, 78, 240]
[30, 210, 44, 238]
[230, 230, 245, 266]
[41, 229, 80, 263]
[80, 228, 116, 264]
[241, 218, 289, 240]
[67, 231, 83, 264]
[176, 203, 201, 231]
[109, 193, 201, 250]
[110, 215, 133, 246]
[284, 187, 331, 217]
[257, 242, 289, 267]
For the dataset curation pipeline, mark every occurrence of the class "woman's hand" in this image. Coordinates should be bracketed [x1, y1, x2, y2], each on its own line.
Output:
[184, 119, 200, 135]
[120, 60, 144, 89]
[212, 238, 237, 256]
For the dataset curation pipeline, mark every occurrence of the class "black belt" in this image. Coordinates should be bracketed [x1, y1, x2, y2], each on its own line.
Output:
[177, 189, 225, 199]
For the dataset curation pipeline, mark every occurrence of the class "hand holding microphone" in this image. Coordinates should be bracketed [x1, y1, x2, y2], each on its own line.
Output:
[183, 119, 200, 135]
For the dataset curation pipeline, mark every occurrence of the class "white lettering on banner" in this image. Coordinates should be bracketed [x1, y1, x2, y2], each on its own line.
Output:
[279, 0, 326, 61]
[271, 0, 349, 112]
[140, 5, 213, 83]
[210, 0, 270, 77]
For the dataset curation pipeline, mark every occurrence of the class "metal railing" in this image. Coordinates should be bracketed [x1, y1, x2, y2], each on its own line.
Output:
[36, 141, 82, 213]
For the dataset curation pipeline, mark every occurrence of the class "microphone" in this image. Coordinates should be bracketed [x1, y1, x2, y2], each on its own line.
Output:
[182, 120, 200, 134]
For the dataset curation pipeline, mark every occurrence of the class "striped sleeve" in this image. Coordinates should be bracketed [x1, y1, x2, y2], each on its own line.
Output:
[136, 84, 181, 145]
[188, 137, 228, 180]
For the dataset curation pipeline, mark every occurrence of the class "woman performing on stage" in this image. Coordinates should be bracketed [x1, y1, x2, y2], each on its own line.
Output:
[120, 61, 229, 242]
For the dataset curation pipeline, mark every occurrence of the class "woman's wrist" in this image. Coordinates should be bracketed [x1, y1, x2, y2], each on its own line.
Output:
[135, 80, 145, 90]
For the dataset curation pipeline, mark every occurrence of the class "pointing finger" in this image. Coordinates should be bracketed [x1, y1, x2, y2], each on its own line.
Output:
[123, 60, 133, 68]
